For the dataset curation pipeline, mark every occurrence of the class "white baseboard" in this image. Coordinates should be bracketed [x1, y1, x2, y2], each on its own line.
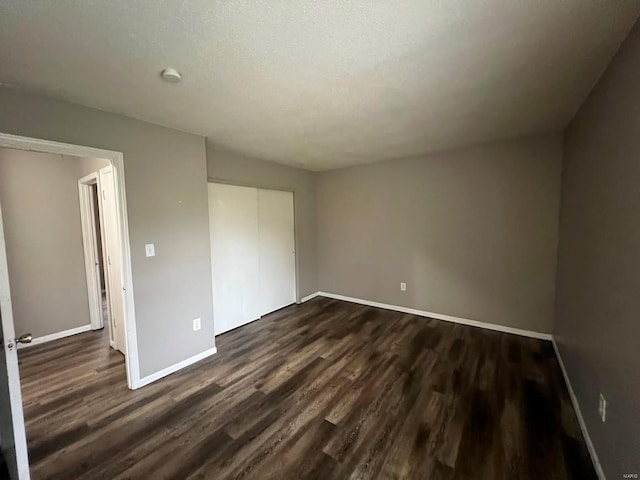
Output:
[17, 324, 92, 349]
[552, 339, 605, 480]
[316, 292, 553, 340]
[135, 347, 217, 389]
[299, 291, 320, 303]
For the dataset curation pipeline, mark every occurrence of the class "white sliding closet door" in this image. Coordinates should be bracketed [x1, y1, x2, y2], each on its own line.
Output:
[209, 183, 296, 336]
[208, 183, 260, 335]
[258, 189, 296, 315]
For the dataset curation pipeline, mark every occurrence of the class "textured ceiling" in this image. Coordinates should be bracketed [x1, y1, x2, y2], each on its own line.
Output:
[1, 1, 639, 171]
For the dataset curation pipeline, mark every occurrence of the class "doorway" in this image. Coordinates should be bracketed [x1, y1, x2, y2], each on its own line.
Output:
[78, 166, 127, 354]
[0, 132, 140, 480]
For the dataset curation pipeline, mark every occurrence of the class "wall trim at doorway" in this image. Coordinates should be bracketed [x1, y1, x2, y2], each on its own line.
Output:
[136, 347, 218, 388]
[310, 292, 553, 340]
[17, 324, 92, 349]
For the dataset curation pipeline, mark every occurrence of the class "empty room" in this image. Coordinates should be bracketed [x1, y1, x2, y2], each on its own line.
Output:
[0, 2, 638, 480]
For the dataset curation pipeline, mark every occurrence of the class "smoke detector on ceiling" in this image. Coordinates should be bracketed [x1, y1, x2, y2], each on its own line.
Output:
[160, 68, 182, 83]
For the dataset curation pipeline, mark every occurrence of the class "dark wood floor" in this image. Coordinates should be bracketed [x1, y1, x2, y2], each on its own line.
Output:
[18, 297, 596, 480]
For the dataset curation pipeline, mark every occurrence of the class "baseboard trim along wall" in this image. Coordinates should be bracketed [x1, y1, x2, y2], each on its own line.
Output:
[135, 347, 217, 389]
[552, 339, 606, 480]
[304, 292, 553, 340]
[299, 291, 320, 303]
[16, 324, 92, 349]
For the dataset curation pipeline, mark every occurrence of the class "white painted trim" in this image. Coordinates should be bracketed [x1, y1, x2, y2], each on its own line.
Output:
[78, 173, 103, 330]
[0, 201, 31, 479]
[16, 325, 92, 349]
[299, 291, 320, 303]
[0, 132, 140, 390]
[291, 191, 300, 305]
[136, 347, 217, 388]
[317, 292, 553, 340]
[552, 339, 606, 480]
[78, 172, 99, 184]
[98, 165, 128, 354]
[94, 169, 114, 347]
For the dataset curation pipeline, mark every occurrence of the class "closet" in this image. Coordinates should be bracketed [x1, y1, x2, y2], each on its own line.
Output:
[208, 183, 296, 335]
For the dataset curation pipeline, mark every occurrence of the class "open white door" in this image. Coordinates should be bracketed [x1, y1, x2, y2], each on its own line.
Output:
[98, 166, 127, 355]
[0, 201, 30, 480]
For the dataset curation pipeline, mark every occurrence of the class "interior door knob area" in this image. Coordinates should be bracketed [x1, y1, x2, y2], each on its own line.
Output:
[0, 333, 32, 351]
[16, 334, 32, 344]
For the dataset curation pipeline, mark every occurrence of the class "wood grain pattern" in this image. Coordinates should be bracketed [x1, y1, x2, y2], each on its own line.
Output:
[18, 297, 597, 480]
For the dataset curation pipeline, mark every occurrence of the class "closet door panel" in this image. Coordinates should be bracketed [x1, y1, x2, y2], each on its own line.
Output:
[258, 189, 296, 316]
[208, 183, 260, 335]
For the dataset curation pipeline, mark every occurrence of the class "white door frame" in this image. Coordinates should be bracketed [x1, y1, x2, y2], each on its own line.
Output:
[0, 132, 140, 389]
[78, 172, 106, 331]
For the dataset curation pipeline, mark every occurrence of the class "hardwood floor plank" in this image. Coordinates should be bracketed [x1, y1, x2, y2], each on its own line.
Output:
[18, 297, 597, 480]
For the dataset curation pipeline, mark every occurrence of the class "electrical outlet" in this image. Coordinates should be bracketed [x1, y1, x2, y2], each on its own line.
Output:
[193, 318, 201, 332]
[598, 393, 607, 422]
[400, 282, 407, 291]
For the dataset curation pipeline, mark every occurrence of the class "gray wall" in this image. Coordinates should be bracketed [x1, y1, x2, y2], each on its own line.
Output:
[0, 149, 91, 337]
[555, 21, 640, 478]
[206, 142, 317, 298]
[317, 134, 562, 333]
[0, 87, 214, 378]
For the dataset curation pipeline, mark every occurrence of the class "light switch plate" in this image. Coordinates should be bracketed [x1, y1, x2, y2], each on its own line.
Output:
[193, 318, 201, 331]
[145, 244, 155, 257]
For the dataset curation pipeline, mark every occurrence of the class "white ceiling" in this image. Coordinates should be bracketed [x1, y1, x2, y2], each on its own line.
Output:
[1, 1, 639, 171]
